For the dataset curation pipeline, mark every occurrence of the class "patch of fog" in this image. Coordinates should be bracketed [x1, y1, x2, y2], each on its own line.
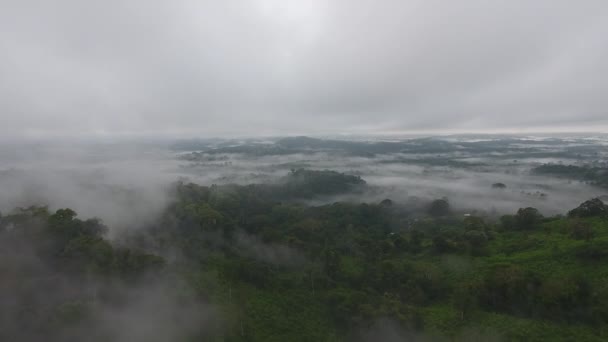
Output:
[0, 221, 219, 341]
[179, 152, 607, 216]
[504, 157, 579, 165]
[1, 141, 606, 235]
[234, 231, 305, 267]
[360, 169, 604, 216]
[0, 143, 184, 235]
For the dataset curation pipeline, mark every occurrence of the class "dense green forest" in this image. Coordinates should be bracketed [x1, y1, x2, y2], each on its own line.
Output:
[2, 169, 608, 341]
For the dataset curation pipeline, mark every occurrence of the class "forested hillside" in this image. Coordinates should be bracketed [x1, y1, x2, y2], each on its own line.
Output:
[2, 170, 608, 341]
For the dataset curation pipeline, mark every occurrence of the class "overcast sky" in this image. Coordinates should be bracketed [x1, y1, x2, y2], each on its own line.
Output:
[1, 0, 607, 138]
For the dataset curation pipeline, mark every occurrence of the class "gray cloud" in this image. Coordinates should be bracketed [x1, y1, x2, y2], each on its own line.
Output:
[1, 0, 607, 137]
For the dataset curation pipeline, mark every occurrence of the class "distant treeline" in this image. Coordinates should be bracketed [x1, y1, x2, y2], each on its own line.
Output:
[533, 164, 608, 188]
[172, 135, 606, 159]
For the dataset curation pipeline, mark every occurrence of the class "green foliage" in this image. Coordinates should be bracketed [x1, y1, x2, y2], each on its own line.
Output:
[514, 207, 544, 230]
[569, 220, 595, 241]
[161, 182, 608, 340]
[4, 177, 608, 341]
[568, 198, 608, 218]
[0, 207, 167, 341]
[428, 199, 450, 217]
[282, 168, 366, 198]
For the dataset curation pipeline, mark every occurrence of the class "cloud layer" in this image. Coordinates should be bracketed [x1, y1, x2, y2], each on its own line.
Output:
[1, 0, 607, 137]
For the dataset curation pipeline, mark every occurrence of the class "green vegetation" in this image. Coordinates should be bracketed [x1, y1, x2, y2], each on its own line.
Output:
[0, 206, 168, 341]
[3, 170, 608, 341]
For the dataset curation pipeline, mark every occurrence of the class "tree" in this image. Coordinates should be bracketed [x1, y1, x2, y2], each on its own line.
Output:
[464, 216, 486, 232]
[514, 207, 543, 230]
[568, 198, 608, 218]
[409, 230, 424, 253]
[569, 220, 594, 241]
[432, 235, 453, 253]
[184, 203, 223, 228]
[428, 199, 450, 217]
[453, 280, 480, 320]
[499, 215, 516, 230]
[380, 198, 393, 207]
[492, 183, 506, 189]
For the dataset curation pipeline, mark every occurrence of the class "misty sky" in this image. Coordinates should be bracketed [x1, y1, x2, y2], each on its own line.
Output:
[1, 0, 607, 138]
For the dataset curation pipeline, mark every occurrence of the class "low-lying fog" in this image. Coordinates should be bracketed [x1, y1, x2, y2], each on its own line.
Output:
[1, 136, 607, 234]
[179, 151, 607, 216]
